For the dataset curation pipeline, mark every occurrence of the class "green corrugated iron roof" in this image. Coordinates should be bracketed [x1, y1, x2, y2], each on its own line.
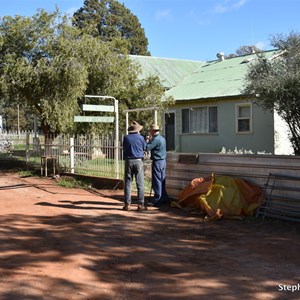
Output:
[129, 55, 205, 89]
[130, 50, 279, 101]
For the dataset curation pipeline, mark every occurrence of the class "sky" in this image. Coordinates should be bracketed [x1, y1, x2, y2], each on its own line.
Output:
[0, 0, 299, 61]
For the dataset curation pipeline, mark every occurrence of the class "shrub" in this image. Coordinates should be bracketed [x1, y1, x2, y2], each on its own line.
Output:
[0, 135, 14, 153]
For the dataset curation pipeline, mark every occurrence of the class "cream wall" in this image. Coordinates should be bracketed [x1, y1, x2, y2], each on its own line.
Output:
[274, 111, 294, 155]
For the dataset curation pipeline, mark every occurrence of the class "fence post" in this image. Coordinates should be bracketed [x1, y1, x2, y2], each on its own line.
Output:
[26, 132, 30, 165]
[114, 98, 119, 179]
[70, 137, 74, 174]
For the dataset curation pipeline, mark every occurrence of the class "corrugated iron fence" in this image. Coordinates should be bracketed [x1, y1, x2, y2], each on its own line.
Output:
[166, 152, 300, 222]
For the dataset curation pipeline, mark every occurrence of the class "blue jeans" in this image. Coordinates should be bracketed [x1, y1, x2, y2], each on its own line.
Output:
[151, 159, 169, 205]
[124, 159, 144, 205]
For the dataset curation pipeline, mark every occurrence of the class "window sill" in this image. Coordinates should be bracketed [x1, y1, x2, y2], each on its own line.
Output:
[181, 132, 219, 136]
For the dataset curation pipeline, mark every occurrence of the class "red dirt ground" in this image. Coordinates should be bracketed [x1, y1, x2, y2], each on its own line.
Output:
[0, 170, 299, 300]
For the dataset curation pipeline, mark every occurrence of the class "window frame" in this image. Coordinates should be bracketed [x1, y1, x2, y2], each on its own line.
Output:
[182, 105, 218, 134]
[236, 102, 252, 134]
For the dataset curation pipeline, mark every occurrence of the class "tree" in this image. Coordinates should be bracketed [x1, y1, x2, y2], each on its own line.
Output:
[73, 0, 150, 56]
[0, 10, 90, 136]
[0, 9, 170, 137]
[243, 31, 300, 155]
[236, 45, 262, 56]
[225, 45, 262, 59]
[1, 106, 32, 131]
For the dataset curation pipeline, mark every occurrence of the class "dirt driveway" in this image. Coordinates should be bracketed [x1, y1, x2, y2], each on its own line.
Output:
[0, 171, 299, 300]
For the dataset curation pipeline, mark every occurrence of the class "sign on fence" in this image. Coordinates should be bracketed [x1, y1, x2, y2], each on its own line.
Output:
[73, 95, 120, 178]
[74, 116, 114, 123]
[81, 104, 115, 112]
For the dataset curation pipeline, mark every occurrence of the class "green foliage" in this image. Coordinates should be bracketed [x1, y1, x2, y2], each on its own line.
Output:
[73, 0, 150, 55]
[0, 10, 88, 134]
[1, 106, 31, 131]
[0, 8, 170, 136]
[19, 170, 36, 177]
[243, 31, 300, 155]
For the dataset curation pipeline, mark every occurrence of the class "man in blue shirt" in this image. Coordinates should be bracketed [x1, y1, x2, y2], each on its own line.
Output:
[146, 124, 169, 207]
[123, 121, 146, 211]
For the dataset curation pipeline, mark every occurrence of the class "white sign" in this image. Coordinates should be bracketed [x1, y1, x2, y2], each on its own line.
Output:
[74, 116, 114, 123]
[82, 104, 114, 112]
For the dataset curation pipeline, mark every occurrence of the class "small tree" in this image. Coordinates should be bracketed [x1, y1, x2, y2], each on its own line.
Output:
[226, 45, 262, 59]
[1, 106, 29, 131]
[243, 31, 300, 155]
[236, 45, 262, 56]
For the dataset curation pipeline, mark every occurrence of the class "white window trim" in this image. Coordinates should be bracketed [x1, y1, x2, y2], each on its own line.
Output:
[235, 102, 252, 134]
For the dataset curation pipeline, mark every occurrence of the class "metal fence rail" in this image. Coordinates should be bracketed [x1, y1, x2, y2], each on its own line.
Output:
[256, 173, 300, 222]
[1, 130, 32, 145]
[42, 133, 124, 179]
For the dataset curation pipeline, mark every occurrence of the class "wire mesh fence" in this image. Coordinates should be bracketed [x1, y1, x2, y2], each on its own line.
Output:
[0, 131, 124, 177]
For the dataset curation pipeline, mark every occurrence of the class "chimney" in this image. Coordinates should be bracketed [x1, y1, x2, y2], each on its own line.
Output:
[216, 52, 225, 61]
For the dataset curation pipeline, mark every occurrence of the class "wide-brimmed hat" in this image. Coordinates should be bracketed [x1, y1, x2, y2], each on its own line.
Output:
[128, 121, 143, 133]
[148, 124, 160, 131]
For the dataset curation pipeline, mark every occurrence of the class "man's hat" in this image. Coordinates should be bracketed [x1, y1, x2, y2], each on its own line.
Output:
[148, 124, 160, 131]
[128, 121, 143, 133]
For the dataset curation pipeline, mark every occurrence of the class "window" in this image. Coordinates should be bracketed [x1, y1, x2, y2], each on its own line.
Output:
[236, 103, 252, 133]
[182, 106, 218, 133]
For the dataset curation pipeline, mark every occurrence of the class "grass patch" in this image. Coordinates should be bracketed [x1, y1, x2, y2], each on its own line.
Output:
[19, 170, 36, 178]
[13, 144, 26, 150]
[57, 176, 91, 189]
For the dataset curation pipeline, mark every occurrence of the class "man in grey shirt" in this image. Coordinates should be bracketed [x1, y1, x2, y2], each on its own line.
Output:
[146, 124, 169, 207]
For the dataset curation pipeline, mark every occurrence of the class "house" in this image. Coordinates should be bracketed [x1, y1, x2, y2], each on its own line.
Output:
[130, 50, 294, 155]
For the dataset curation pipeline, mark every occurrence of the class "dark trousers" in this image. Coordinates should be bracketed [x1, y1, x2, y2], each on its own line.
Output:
[151, 159, 169, 205]
[124, 159, 144, 205]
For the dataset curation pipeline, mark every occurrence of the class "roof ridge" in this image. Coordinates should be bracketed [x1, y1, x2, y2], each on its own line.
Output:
[129, 54, 204, 63]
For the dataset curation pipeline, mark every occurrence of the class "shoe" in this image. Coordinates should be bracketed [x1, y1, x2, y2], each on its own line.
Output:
[123, 204, 131, 211]
[146, 201, 159, 207]
[137, 204, 146, 211]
